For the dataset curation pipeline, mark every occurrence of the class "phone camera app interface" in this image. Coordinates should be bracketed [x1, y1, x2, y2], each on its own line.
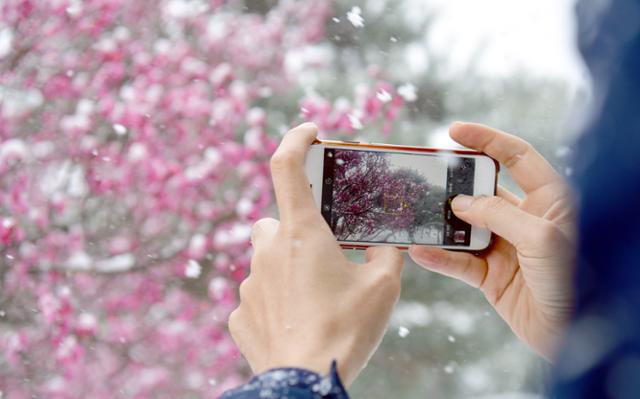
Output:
[321, 149, 475, 246]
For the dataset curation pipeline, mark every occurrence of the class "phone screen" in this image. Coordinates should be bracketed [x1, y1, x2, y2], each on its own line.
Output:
[320, 148, 475, 246]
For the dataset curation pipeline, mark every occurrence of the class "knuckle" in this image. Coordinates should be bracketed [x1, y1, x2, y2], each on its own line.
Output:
[297, 211, 322, 230]
[482, 196, 507, 211]
[472, 196, 508, 226]
[372, 268, 402, 294]
[238, 278, 253, 302]
[227, 308, 243, 335]
[256, 216, 277, 226]
[532, 221, 562, 245]
[279, 222, 306, 241]
[387, 253, 404, 272]
[503, 140, 532, 168]
[294, 213, 323, 232]
[270, 151, 297, 171]
[251, 219, 266, 234]
[251, 218, 273, 242]
[250, 245, 270, 265]
[250, 225, 260, 245]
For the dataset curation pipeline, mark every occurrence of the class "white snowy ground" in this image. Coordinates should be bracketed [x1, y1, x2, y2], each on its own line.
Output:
[348, 224, 444, 244]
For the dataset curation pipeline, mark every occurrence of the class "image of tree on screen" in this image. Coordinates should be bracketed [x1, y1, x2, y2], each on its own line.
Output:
[331, 150, 446, 243]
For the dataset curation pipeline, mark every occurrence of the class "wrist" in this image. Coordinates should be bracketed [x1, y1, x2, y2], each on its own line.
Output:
[222, 361, 349, 399]
[267, 350, 357, 387]
[265, 352, 333, 376]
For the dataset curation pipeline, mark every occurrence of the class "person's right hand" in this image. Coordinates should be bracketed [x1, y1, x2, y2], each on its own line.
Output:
[409, 122, 576, 361]
[228, 123, 404, 386]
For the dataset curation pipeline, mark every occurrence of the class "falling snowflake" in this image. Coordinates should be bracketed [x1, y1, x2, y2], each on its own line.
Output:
[185, 259, 202, 278]
[317, 378, 332, 395]
[376, 89, 392, 103]
[556, 146, 570, 158]
[398, 326, 410, 338]
[346, 6, 364, 28]
[113, 123, 127, 135]
[0, 28, 14, 58]
[444, 361, 457, 374]
[348, 113, 363, 130]
[447, 335, 456, 343]
[398, 83, 417, 102]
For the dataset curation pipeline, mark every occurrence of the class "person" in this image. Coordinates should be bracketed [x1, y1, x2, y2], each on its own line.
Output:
[221, 0, 640, 396]
[220, 121, 575, 399]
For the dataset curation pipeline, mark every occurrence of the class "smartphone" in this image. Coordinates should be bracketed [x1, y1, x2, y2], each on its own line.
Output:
[304, 140, 499, 251]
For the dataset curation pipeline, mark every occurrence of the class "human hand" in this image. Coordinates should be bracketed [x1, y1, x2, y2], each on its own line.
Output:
[228, 123, 404, 386]
[409, 122, 575, 361]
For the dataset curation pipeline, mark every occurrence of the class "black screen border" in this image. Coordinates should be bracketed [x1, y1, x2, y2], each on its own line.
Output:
[321, 147, 475, 247]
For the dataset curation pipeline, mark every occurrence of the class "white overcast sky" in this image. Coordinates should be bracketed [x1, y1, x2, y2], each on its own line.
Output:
[394, 0, 589, 89]
[387, 152, 448, 189]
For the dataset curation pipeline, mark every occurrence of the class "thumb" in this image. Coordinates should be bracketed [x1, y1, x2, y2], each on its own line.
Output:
[364, 246, 404, 276]
[451, 195, 552, 255]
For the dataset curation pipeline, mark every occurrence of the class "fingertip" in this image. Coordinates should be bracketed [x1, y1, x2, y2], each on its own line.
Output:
[408, 245, 443, 267]
[305, 121, 318, 130]
[449, 121, 465, 131]
[407, 245, 420, 257]
[448, 122, 493, 150]
[451, 194, 475, 213]
[291, 121, 318, 134]
[282, 123, 318, 149]
[407, 246, 421, 264]
[250, 217, 279, 246]
[380, 245, 402, 259]
[367, 246, 403, 269]
[449, 122, 479, 149]
[364, 246, 376, 262]
[449, 121, 467, 139]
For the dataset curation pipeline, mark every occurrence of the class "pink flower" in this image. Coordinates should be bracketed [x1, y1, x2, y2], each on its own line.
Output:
[0, 0, 404, 396]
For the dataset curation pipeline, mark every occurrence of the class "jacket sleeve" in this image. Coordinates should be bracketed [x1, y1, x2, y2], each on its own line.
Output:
[220, 361, 349, 399]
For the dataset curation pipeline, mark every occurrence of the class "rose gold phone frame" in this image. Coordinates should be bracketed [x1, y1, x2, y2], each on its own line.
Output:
[311, 139, 500, 251]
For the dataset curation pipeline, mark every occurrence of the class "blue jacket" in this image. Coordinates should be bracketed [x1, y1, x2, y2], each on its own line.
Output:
[220, 361, 348, 399]
[552, 0, 640, 397]
[222, 1, 640, 397]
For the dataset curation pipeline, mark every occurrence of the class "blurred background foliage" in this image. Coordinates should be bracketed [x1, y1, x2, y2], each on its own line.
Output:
[0, 0, 587, 397]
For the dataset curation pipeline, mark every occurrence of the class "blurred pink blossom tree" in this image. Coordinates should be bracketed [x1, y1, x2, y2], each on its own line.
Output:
[0, 0, 404, 397]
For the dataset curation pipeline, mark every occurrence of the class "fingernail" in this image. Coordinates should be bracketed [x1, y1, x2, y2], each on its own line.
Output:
[297, 122, 317, 129]
[450, 121, 465, 129]
[451, 195, 474, 211]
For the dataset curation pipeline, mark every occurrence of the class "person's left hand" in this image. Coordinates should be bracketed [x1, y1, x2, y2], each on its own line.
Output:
[228, 123, 405, 386]
[409, 122, 576, 361]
